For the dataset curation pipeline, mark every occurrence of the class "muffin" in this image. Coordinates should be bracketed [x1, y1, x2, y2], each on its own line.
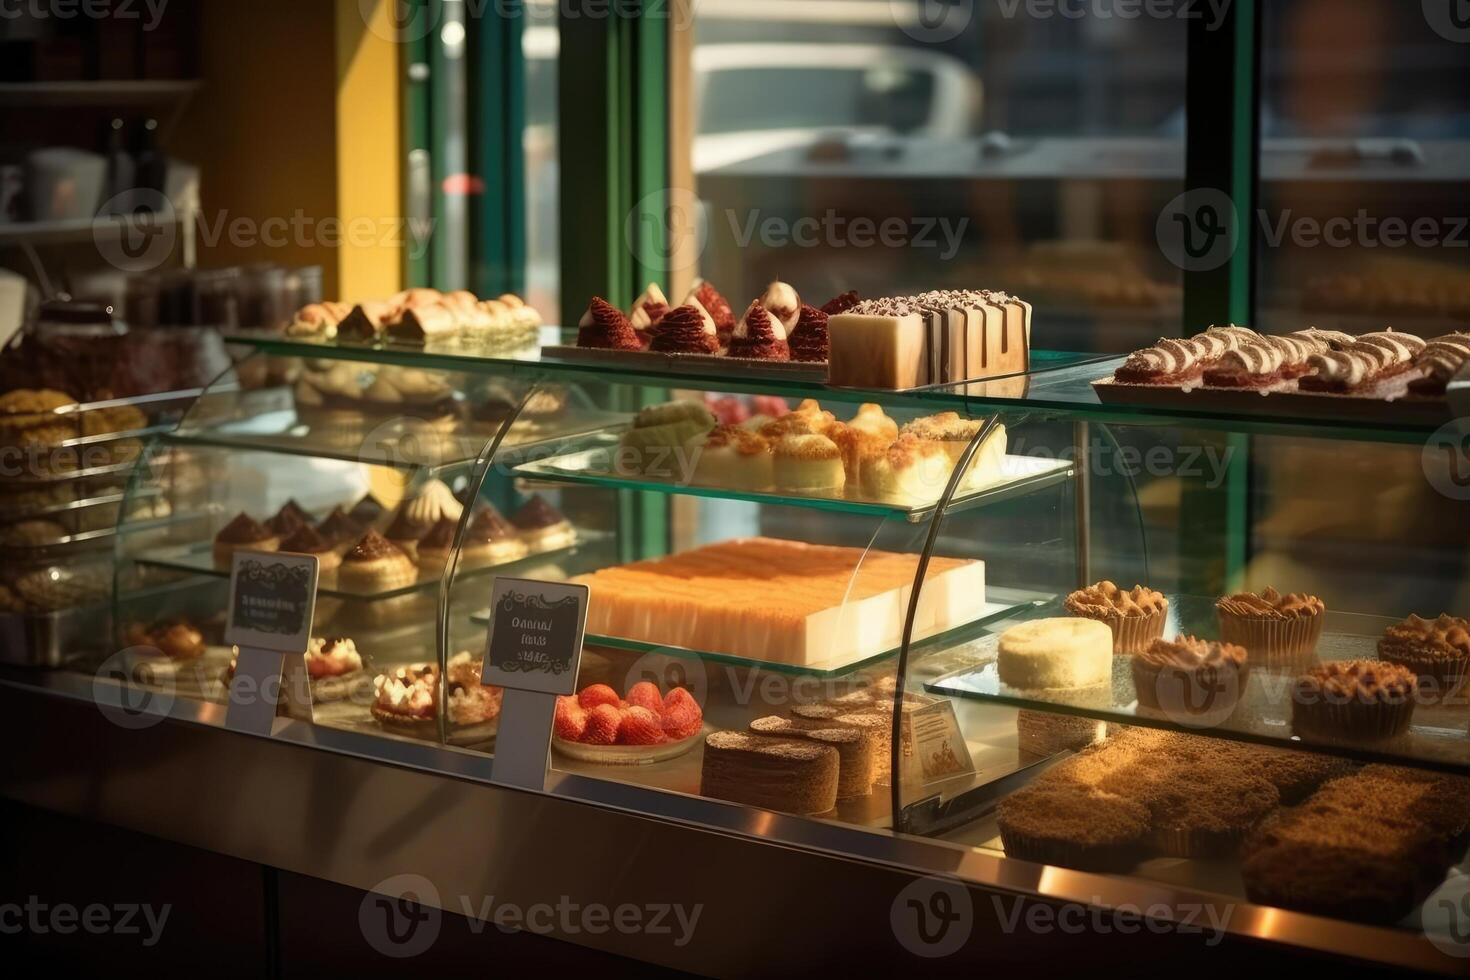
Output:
[996, 784, 1150, 872]
[1291, 660, 1417, 742]
[1130, 635, 1249, 722]
[1377, 613, 1470, 703]
[1064, 580, 1167, 653]
[1216, 587, 1325, 663]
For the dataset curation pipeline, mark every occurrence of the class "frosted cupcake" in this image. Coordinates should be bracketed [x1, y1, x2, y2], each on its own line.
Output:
[1216, 587, 1325, 663]
[1064, 580, 1168, 654]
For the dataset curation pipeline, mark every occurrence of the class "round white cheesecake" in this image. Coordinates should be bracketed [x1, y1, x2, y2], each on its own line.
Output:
[997, 618, 1113, 690]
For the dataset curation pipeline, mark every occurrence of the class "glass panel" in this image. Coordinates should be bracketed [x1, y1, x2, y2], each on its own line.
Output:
[688, 0, 1189, 352]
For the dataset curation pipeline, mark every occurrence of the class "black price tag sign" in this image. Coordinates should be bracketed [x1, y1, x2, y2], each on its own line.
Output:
[483, 578, 588, 696]
[224, 550, 320, 735]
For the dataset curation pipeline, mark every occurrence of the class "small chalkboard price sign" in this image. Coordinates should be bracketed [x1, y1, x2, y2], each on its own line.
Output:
[483, 577, 589, 788]
[224, 550, 320, 734]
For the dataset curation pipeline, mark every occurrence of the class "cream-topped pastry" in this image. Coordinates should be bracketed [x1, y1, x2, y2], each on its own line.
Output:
[305, 637, 363, 679]
[760, 399, 833, 439]
[997, 618, 1113, 690]
[213, 512, 280, 567]
[758, 280, 801, 332]
[339, 529, 418, 591]
[577, 296, 642, 351]
[688, 424, 775, 491]
[901, 412, 1007, 489]
[462, 505, 530, 567]
[849, 403, 898, 443]
[372, 651, 503, 743]
[629, 282, 670, 336]
[1302, 329, 1425, 392]
[649, 302, 720, 354]
[414, 516, 461, 573]
[772, 433, 846, 491]
[285, 301, 352, 338]
[728, 302, 791, 361]
[512, 495, 576, 553]
[859, 434, 953, 503]
[788, 304, 830, 363]
[316, 506, 363, 552]
[279, 523, 343, 574]
[385, 479, 463, 550]
[685, 279, 737, 339]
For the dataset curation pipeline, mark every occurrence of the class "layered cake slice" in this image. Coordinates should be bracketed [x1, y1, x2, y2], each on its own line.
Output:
[828, 298, 926, 389]
[699, 731, 839, 815]
[574, 537, 986, 668]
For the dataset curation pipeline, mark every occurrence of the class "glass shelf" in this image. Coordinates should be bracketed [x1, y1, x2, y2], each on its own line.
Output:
[473, 594, 1043, 678]
[512, 433, 1075, 523]
[922, 594, 1470, 774]
[131, 530, 612, 601]
[224, 326, 1455, 443]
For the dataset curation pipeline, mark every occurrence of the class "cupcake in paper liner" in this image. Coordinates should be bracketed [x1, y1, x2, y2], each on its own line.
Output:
[1290, 659, 1417, 742]
[1377, 613, 1470, 705]
[1064, 580, 1168, 654]
[1130, 635, 1250, 730]
[996, 784, 1149, 872]
[1216, 587, 1325, 663]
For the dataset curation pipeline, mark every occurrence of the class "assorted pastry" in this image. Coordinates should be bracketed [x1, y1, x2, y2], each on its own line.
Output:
[370, 651, 504, 745]
[1216, 587, 1324, 663]
[1106, 323, 1467, 403]
[209, 488, 572, 584]
[552, 681, 705, 750]
[1130, 635, 1250, 719]
[284, 288, 542, 348]
[574, 279, 841, 365]
[618, 398, 1010, 504]
[1064, 581, 1167, 654]
[1376, 613, 1470, 702]
[124, 619, 208, 662]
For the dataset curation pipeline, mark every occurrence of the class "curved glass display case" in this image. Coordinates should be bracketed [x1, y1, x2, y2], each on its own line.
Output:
[97, 326, 1470, 967]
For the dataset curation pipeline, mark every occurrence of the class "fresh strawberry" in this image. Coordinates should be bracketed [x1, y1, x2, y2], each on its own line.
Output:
[578, 683, 621, 711]
[625, 680, 664, 715]
[553, 696, 587, 741]
[582, 703, 621, 745]
[660, 687, 703, 740]
[617, 705, 665, 745]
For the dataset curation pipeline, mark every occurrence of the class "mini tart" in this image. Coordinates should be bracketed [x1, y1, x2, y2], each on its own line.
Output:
[278, 523, 342, 574]
[996, 784, 1150, 872]
[511, 495, 576, 554]
[1065, 580, 1168, 654]
[461, 505, 529, 568]
[304, 637, 363, 680]
[212, 512, 280, 567]
[1131, 635, 1249, 718]
[1216, 586, 1325, 663]
[1292, 660, 1417, 742]
[338, 529, 418, 592]
[371, 653, 503, 744]
[1377, 613, 1470, 702]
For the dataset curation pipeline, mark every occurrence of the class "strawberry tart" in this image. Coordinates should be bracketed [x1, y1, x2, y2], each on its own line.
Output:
[552, 680, 705, 764]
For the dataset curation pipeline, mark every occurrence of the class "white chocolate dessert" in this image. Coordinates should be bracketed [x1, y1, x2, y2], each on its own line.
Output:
[996, 618, 1114, 690]
[758, 280, 802, 332]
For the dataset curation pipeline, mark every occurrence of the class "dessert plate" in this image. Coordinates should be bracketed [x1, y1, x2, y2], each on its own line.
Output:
[1091, 373, 1450, 425]
[552, 727, 704, 766]
[541, 344, 827, 380]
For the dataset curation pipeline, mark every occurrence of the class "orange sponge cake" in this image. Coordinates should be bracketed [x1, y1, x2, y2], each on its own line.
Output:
[574, 537, 986, 669]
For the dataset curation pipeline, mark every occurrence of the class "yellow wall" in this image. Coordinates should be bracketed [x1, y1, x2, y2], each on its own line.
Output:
[171, 0, 401, 300]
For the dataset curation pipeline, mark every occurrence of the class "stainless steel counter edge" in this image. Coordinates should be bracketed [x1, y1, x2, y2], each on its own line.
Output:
[0, 669, 1457, 976]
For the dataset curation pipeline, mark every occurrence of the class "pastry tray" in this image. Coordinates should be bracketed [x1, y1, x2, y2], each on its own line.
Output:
[540, 344, 828, 380]
[130, 529, 611, 602]
[924, 594, 1470, 772]
[512, 433, 1075, 523]
[1092, 372, 1452, 426]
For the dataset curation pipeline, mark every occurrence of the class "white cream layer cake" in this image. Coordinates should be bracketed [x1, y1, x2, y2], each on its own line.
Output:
[574, 537, 986, 668]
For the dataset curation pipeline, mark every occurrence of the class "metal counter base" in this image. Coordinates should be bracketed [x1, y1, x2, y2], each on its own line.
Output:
[0, 671, 1456, 977]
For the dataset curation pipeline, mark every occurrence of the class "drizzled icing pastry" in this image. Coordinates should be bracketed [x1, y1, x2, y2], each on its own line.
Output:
[649, 302, 720, 354]
[1410, 333, 1470, 395]
[788, 305, 830, 362]
[1115, 338, 1205, 384]
[1302, 329, 1426, 392]
[577, 296, 643, 351]
[1203, 342, 1289, 387]
[728, 302, 791, 361]
[629, 282, 670, 336]
[686, 279, 737, 338]
[758, 280, 801, 331]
